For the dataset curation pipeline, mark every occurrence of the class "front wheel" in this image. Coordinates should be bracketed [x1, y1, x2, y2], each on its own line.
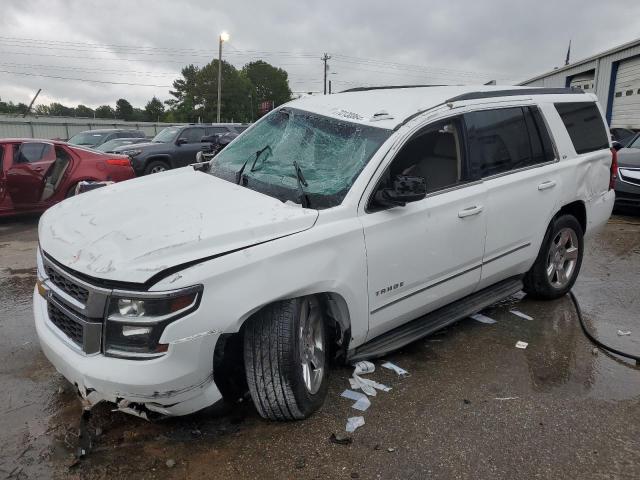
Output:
[523, 214, 584, 299]
[143, 160, 169, 175]
[243, 296, 329, 421]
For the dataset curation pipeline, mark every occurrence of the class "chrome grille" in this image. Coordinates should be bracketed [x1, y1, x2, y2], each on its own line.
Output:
[48, 302, 83, 347]
[45, 265, 90, 303]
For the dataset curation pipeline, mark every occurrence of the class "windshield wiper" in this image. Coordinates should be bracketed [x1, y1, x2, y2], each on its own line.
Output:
[293, 161, 311, 208]
[250, 145, 272, 172]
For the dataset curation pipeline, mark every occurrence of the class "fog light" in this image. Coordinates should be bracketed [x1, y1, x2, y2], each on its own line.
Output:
[122, 325, 152, 337]
[118, 298, 145, 317]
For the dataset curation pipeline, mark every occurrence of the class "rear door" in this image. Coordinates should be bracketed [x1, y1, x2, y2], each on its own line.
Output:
[465, 106, 561, 290]
[6, 142, 57, 209]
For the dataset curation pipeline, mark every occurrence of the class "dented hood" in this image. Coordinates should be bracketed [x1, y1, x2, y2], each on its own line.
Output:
[39, 168, 318, 283]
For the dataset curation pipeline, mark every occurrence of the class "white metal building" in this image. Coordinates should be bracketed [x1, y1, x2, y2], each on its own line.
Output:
[519, 38, 640, 129]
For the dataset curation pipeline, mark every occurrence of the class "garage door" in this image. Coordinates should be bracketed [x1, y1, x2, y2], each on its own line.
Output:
[611, 56, 640, 129]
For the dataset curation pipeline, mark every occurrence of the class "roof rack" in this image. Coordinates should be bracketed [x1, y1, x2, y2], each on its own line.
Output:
[341, 84, 447, 93]
[445, 87, 584, 103]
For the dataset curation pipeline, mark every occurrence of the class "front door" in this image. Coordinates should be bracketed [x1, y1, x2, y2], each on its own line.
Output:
[6, 142, 57, 210]
[361, 117, 488, 340]
[175, 127, 207, 167]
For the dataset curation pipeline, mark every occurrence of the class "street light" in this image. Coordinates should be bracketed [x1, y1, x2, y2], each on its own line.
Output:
[217, 31, 230, 123]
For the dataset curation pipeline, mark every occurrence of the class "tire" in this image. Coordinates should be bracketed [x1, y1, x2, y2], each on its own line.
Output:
[243, 296, 329, 421]
[143, 160, 169, 175]
[523, 214, 584, 300]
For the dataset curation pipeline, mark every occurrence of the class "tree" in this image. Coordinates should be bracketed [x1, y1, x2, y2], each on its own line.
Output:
[145, 97, 165, 122]
[95, 105, 115, 119]
[166, 64, 199, 122]
[33, 104, 51, 115]
[195, 59, 254, 122]
[115, 98, 134, 120]
[241, 60, 292, 118]
[75, 104, 94, 118]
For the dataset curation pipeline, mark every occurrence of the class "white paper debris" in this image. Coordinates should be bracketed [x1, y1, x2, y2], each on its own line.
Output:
[470, 313, 497, 324]
[515, 341, 528, 349]
[510, 310, 533, 321]
[353, 361, 375, 375]
[353, 374, 391, 395]
[341, 390, 371, 411]
[381, 361, 408, 376]
[346, 416, 365, 432]
[617, 330, 631, 336]
[494, 397, 519, 401]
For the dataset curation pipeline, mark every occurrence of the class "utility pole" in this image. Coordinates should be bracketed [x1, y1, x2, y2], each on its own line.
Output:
[321, 53, 331, 95]
[24, 88, 41, 117]
[217, 32, 230, 123]
[329, 80, 332, 94]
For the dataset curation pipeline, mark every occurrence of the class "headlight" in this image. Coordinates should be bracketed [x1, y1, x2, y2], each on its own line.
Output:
[121, 149, 142, 157]
[105, 285, 202, 359]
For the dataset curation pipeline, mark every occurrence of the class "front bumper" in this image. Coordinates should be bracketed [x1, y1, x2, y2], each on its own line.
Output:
[34, 288, 222, 417]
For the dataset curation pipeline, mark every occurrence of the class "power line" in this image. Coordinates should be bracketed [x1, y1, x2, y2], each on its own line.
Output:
[0, 69, 170, 87]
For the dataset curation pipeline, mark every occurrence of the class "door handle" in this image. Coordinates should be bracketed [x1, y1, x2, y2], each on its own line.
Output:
[458, 205, 484, 218]
[33, 167, 44, 172]
[538, 180, 557, 191]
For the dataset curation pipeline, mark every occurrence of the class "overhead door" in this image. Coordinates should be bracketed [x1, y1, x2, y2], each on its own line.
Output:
[611, 56, 640, 129]
[569, 71, 595, 92]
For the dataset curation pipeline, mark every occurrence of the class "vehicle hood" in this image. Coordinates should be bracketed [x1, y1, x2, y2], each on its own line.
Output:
[39, 168, 318, 284]
[617, 148, 640, 168]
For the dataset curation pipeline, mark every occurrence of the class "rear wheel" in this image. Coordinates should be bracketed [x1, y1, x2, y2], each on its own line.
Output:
[143, 160, 169, 175]
[243, 296, 329, 421]
[523, 214, 584, 299]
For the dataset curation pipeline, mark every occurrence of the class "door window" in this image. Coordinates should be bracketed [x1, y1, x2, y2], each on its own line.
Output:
[370, 118, 466, 210]
[465, 107, 535, 178]
[554, 102, 609, 154]
[179, 128, 205, 143]
[205, 127, 229, 135]
[14, 143, 55, 164]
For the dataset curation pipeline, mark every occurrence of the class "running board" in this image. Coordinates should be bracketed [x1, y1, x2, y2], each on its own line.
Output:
[348, 276, 523, 362]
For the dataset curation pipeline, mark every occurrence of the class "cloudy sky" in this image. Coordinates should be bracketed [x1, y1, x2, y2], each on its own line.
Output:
[1, 0, 639, 109]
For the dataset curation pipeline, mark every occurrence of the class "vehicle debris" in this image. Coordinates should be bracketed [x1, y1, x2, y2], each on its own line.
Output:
[511, 291, 527, 300]
[515, 341, 528, 349]
[346, 416, 365, 433]
[329, 433, 353, 445]
[341, 390, 371, 411]
[381, 361, 409, 376]
[495, 397, 519, 401]
[350, 375, 391, 395]
[617, 330, 631, 336]
[510, 310, 533, 320]
[353, 361, 375, 375]
[470, 313, 497, 324]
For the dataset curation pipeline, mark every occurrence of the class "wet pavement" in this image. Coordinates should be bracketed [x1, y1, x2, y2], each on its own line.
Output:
[1, 214, 639, 479]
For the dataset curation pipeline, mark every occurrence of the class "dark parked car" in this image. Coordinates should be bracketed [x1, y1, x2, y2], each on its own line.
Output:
[113, 124, 248, 175]
[67, 129, 146, 148]
[610, 128, 638, 146]
[614, 133, 640, 210]
[0, 139, 135, 218]
[95, 137, 149, 153]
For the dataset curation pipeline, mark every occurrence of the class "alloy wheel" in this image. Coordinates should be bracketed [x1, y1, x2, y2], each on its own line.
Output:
[546, 227, 579, 289]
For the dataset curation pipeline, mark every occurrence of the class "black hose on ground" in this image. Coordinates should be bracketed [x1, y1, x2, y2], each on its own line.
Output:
[569, 290, 640, 364]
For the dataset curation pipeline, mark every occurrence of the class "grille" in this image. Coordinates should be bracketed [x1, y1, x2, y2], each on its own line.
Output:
[47, 302, 83, 347]
[620, 172, 640, 186]
[45, 265, 89, 304]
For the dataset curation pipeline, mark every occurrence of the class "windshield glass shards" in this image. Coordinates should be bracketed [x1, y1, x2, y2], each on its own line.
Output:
[209, 108, 391, 209]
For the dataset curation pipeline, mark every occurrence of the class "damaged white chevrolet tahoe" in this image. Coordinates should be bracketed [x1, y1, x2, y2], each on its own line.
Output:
[34, 86, 615, 421]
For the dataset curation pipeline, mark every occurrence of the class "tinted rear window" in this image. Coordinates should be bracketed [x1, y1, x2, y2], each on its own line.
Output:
[554, 102, 609, 154]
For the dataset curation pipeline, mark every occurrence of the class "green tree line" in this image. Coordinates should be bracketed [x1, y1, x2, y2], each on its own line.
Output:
[0, 59, 292, 123]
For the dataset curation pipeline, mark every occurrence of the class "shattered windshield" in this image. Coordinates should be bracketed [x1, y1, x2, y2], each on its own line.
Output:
[209, 108, 392, 208]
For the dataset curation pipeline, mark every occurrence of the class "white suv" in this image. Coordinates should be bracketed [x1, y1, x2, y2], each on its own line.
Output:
[34, 86, 615, 421]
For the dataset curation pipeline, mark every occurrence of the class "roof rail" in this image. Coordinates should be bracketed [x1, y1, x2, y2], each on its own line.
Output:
[341, 84, 448, 93]
[445, 87, 584, 103]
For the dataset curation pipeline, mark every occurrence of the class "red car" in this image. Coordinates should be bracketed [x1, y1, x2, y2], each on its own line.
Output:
[0, 139, 135, 218]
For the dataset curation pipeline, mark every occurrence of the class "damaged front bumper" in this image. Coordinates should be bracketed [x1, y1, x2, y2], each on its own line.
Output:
[34, 288, 223, 417]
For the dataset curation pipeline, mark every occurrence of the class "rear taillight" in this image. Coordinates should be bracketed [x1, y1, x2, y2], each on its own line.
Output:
[106, 158, 131, 167]
[609, 147, 618, 190]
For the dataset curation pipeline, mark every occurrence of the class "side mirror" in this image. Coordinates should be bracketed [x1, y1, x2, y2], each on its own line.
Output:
[176, 137, 188, 145]
[374, 175, 427, 208]
[612, 141, 623, 151]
